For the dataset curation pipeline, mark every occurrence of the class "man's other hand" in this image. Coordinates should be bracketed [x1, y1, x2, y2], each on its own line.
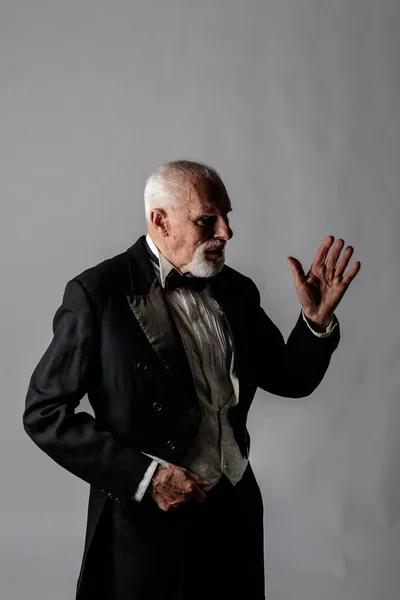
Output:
[146, 463, 210, 512]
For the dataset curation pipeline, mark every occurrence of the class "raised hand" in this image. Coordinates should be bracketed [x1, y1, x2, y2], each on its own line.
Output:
[146, 462, 210, 512]
[287, 236, 361, 329]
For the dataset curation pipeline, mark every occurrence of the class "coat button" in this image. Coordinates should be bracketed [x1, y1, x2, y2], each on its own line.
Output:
[153, 402, 162, 412]
[137, 362, 148, 371]
[166, 440, 176, 451]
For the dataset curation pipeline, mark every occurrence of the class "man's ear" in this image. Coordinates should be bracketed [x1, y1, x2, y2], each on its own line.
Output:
[150, 208, 169, 237]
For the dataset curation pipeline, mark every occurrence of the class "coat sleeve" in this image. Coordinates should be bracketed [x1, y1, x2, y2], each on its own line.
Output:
[248, 278, 341, 398]
[23, 278, 153, 504]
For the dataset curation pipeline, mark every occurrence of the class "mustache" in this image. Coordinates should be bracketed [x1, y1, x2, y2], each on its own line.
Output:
[202, 240, 226, 251]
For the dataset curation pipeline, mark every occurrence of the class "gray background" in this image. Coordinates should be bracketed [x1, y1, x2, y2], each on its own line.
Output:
[1, 1, 398, 599]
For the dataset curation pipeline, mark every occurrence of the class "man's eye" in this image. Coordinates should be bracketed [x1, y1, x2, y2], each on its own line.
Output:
[198, 216, 216, 225]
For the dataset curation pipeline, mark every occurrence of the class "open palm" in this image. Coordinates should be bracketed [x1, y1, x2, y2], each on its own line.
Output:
[287, 236, 361, 326]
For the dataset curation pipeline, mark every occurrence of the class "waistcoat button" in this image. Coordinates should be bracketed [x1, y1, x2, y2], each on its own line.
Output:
[153, 402, 162, 412]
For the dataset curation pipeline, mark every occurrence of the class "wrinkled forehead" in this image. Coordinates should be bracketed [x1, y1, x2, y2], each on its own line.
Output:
[181, 175, 232, 214]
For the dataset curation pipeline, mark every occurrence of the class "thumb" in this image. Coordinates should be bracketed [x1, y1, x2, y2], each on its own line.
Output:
[287, 256, 306, 287]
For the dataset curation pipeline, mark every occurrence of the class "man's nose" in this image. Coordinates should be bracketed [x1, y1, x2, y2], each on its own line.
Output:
[214, 216, 233, 241]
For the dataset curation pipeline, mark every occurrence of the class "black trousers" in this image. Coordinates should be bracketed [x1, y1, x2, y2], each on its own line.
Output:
[110, 462, 265, 600]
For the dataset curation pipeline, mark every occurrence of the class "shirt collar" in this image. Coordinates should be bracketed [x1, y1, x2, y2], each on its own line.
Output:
[145, 234, 178, 289]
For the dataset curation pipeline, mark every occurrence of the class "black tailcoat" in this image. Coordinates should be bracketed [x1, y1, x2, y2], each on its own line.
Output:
[23, 236, 340, 598]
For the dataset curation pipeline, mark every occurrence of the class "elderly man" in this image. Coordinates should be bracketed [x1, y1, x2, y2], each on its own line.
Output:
[23, 160, 360, 600]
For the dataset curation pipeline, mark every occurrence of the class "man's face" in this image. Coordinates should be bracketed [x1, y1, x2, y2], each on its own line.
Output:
[162, 176, 233, 277]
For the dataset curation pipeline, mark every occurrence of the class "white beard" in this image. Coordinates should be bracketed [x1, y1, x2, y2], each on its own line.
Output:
[186, 241, 226, 278]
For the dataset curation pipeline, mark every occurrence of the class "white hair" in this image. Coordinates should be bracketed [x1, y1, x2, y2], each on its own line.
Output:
[144, 160, 222, 222]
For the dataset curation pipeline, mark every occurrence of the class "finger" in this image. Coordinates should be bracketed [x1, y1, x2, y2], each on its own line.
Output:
[311, 235, 335, 267]
[153, 490, 173, 512]
[167, 472, 203, 498]
[168, 491, 187, 510]
[190, 473, 210, 485]
[325, 238, 345, 273]
[341, 261, 361, 286]
[159, 485, 203, 510]
[334, 246, 354, 278]
[178, 479, 207, 502]
[155, 487, 186, 512]
[287, 257, 306, 287]
[190, 482, 207, 503]
[186, 470, 210, 487]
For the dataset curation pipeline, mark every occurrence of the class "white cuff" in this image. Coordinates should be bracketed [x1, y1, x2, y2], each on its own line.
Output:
[302, 309, 338, 338]
[132, 455, 164, 502]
